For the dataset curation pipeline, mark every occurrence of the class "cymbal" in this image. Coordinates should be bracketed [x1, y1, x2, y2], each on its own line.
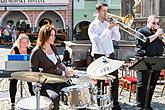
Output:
[87, 56, 124, 77]
[11, 72, 68, 83]
[88, 75, 116, 80]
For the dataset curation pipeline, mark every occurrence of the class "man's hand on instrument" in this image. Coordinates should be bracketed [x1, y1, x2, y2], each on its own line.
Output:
[155, 28, 163, 37]
[108, 21, 116, 30]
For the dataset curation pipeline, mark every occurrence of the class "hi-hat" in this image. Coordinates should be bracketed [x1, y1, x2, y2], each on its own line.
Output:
[11, 72, 68, 83]
[87, 56, 124, 77]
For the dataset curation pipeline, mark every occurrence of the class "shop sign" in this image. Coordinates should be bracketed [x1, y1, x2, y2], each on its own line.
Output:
[0, 0, 69, 4]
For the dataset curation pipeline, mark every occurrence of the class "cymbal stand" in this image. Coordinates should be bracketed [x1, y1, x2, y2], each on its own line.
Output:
[91, 85, 98, 105]
[100, 75, 113, 110]
[107, 75, 113, 110]
[99, 81, 104, 109]
[35, 72, 42, 110]
[20, 80, 23, 98]
[99, 81, 110, 110]
[35, 68, 45, 110]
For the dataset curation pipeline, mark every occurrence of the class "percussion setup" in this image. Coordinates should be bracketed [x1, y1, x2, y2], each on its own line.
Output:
[10, 56, 124, 110]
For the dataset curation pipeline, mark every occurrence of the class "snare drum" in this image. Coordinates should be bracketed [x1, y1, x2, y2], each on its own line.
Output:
[16, 96, 53, 110]
[60, 84, 92, 108]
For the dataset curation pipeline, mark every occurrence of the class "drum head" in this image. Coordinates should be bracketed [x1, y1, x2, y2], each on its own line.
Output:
[16, 96, 52, 110]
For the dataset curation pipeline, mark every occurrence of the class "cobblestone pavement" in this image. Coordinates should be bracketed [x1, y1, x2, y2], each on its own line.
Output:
[0, 46, 165, 110]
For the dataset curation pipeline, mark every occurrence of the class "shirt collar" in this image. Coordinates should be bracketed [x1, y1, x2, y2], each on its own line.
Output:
[94, 17, 105, 24]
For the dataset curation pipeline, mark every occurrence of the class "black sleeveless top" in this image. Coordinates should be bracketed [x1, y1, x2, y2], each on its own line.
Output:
[13, 46, 31, 54]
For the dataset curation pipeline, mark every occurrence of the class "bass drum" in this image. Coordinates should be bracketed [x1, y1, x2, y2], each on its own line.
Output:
[60, 84, 92, 109]
[16, 96, 53, 110]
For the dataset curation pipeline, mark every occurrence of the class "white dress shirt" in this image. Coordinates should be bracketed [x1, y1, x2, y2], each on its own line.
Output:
[88, 17, 121, 57]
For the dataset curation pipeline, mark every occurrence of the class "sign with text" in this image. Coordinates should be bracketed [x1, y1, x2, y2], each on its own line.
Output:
[0, 0, 69, 4]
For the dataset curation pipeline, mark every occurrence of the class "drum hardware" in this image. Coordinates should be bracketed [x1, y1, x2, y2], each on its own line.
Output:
[11, 69, 68, 110]
[96, 76, 113, 110]
[90, 84, 98, 105]
[97, 95, 111, 110]
[87, 56, 123, 110]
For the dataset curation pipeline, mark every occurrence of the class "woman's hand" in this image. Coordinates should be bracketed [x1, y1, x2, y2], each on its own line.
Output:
[64, 67, 74, 78]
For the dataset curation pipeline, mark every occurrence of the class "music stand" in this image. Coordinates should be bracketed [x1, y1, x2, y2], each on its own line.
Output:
[129, 56, 165, 110]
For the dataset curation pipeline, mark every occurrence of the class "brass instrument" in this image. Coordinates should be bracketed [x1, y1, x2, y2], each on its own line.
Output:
[158, 29, 165, 43]
[104, 13, 146, 42]
[152, 26, 165, 43]
[105, 13, 134, 28]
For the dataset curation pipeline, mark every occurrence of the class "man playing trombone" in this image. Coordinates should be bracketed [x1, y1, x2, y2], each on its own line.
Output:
[135, 15, 165, 110]
[88, 2, 121, 110]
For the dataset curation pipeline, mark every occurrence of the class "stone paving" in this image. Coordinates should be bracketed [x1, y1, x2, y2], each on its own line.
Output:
[0, 46, 165, 110]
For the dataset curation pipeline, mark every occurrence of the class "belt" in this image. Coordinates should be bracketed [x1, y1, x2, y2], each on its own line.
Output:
[94, 53, 115, 59]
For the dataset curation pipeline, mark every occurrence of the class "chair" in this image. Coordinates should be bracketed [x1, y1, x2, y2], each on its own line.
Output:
[119, 59, 137, 102]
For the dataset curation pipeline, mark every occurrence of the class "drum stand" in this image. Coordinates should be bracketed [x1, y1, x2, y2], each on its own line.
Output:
[34, 71, 47, 110]
[35, 82, 41, 110]
[98, 75, 114, 110]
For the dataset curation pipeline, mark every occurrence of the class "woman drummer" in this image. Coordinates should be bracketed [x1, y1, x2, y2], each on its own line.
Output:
[30, 24, 73, 110]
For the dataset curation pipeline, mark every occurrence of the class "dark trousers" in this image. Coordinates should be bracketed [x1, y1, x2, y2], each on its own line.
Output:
[40, 82, 71, 110]
[4, 35, 10, 44]
[136, 70, 160, 107]
[94, 53, 119, 106]
[9, 78, 35, 103]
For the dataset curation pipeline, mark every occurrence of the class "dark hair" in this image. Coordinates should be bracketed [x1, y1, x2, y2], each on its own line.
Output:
[37, 24, 57, 47]
[96, 2, 108, 11]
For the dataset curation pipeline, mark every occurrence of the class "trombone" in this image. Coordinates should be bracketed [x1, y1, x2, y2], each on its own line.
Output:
[105, 13, 146, 42]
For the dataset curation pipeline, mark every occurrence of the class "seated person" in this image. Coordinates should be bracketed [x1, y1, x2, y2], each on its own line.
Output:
[30, 24, 73, 110]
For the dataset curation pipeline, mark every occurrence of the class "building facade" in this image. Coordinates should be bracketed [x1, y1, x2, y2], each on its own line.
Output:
[73, 0, 121, 40]
[0, 0, 72, 40]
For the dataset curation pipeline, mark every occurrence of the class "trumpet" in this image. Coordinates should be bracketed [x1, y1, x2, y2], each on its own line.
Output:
[104, 13, 146, 42]
[158, 29, 165, 43]
[153, 27, 165, 42]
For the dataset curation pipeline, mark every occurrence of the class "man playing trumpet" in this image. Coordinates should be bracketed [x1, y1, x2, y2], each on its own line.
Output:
[88, 2, 121, 110]
[135, 15, 165, 110]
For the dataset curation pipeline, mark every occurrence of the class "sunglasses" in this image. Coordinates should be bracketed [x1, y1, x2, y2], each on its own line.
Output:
[152, 22, 159, 25]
